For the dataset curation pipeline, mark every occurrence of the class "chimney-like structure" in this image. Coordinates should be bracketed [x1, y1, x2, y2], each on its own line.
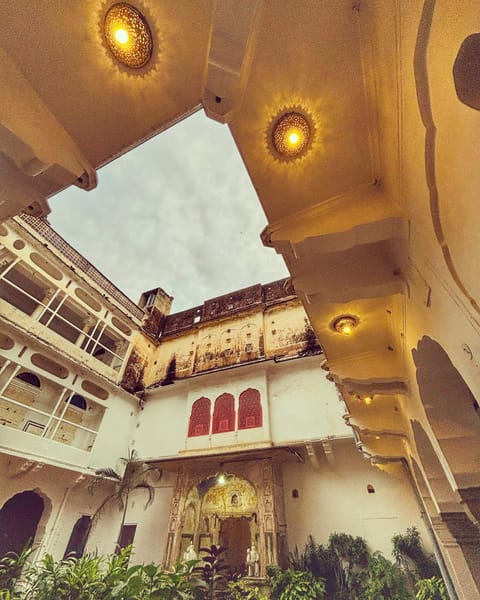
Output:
[138, 287, 173, 339]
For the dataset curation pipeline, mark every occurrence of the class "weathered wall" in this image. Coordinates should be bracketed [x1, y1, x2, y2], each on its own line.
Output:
[145, 283, 321, 388]
[282, 440, 433, 559]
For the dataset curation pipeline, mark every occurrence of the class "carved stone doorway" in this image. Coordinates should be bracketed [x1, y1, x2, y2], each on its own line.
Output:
[219, 516, 251, 576]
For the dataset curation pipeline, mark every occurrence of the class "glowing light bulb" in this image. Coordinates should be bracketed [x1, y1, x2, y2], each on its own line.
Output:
[271, 111, 311, 159]
[363, 396, 373, 405]
[288, 131, 300, 145]
[104, 4, 153, 69]
[332, 315, 358, 336]
[114, 27, 129, 44]
[217, 474, 226, 485]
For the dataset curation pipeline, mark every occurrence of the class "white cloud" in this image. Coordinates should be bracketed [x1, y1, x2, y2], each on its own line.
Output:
[48, 110, 288, 312]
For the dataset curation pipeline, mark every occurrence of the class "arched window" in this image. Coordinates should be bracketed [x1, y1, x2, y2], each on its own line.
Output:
[212, 393, 235, 434]
[188, 397, 211, 437]
[68, 394, 87, 410]
[238, 388, 262, 429]
[16, 372, 41, 387]
[63, 515, 91, 558]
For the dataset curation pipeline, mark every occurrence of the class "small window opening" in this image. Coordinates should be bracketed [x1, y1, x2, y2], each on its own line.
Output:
[16, 372, 41, 387]
[69, 394, 87, 410]
[292, 489, 299, 498]
[367, 484, 375, 494]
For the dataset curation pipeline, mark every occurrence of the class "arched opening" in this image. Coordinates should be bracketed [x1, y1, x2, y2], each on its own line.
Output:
[16, 372, 41, 387]
[188, 397, 211, 437]
[219, 517, 251, 576]
[412, 336, 480, 490]
[63, 515, 91, 558]
[212, 393, 235, 433]
[238, 388, 262, 429]
[178, 474, 258, 571]
[0, 491, 44, 556]
[68, 394, 87, 410]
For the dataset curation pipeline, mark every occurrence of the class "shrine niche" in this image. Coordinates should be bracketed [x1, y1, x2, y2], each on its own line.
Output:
[172, 473, 258, 574]
[164, 459, 288, 576]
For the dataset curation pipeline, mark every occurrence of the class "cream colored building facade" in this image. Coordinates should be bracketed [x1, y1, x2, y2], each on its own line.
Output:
[1, 2, 480, 597]
[0, 215, 430, 581]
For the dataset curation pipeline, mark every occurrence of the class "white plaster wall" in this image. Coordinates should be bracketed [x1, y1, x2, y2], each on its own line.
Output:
[282, 440, 433, 559]
[133, 384, 187, 460]
[269, 357, 348, 444]
[0, 455, 119, 560]
[119, 469, 176, 565]
[89, 392, 137, 471]
[136, 358, 352, 460]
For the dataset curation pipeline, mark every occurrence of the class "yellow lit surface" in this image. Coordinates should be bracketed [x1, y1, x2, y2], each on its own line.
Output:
[104, 3, 153, 69]
[114, 28, 129, 45]
[288, 130, 300, 146]
[333, 315, 358, 335]
[271, 111, 311, 160]
[363, 396, 373, 405]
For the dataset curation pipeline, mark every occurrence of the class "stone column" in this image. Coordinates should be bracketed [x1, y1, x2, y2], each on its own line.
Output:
[432, 512, 480, 599]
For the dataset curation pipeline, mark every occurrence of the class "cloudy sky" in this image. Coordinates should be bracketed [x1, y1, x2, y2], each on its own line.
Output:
[48, 110, 288, 313]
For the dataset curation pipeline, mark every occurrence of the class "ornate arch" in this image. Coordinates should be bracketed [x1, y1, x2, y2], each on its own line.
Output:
[212, 393, 235, 434]
[188, 397, 211, 437]
[238, 388, 262, 429]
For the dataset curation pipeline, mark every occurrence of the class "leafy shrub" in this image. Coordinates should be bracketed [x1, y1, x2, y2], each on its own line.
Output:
[193, 545, 229, 600]
[269, 567, 325, 600]
[392, 527, 440, 583]
[289, 536, 337, 597]
[226, 578, 268, 600]
[362, 552, 412, 600]
[0, 545, 35, 593]
[415, 577, 448, 600]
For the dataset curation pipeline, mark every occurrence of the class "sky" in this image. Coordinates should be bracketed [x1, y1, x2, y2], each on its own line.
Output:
[48, 110, 288, 313]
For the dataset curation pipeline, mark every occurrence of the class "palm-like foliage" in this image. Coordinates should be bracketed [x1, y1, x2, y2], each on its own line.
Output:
[88, 449, 160, 552]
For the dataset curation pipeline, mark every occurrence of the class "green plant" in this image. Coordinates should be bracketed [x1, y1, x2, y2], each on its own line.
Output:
[269, 567, 325, 600]
[193, 545, 229, 600]
[226, 578, 268, 600]
[329, 532, 369, 598]
[152, 560, 203, 600]
[415, 577, 448, 600]
[24, 551, 105, 599]
[88, 449, 160, 552]
[20, 546, 201, 600]
[288, 536, 337, 596]
[362, 552, 412, 600]
[0, 544, 35, 593]
[392, 528, 440, 583]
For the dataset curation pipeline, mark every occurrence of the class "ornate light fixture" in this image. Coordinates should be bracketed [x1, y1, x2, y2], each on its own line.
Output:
[271, 111, 311, 160]
[104, 3, 153, 69]
[332, 315, 358, 336]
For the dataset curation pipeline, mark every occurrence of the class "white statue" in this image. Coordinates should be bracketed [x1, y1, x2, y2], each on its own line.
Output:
[183, 542, 197, 562]
[247, 543, 260, 577]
